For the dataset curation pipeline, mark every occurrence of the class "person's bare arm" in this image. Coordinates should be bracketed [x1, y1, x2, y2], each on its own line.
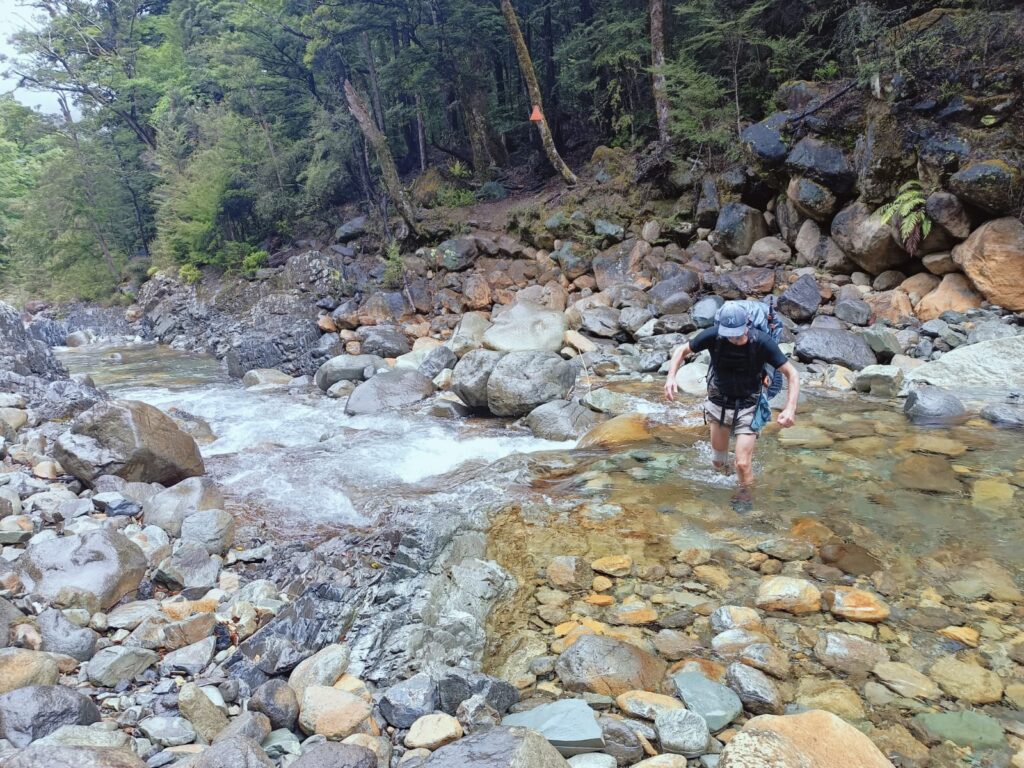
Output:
[663, 342, 692, 401]
[776, 361, 800, 427]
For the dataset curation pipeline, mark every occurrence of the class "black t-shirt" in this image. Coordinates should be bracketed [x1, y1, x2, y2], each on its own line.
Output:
[690, 326, 788, 406]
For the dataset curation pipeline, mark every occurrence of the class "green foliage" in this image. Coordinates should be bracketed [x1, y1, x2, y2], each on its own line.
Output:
[242, 249, 270, 277]
[382, 242, 404, 288]
[448, 160, 472, 180]
[814, 60, 841, 80]
[178, 263, 202, 284]
[434, 185, 476, 208]
[879, 181, 932, 257]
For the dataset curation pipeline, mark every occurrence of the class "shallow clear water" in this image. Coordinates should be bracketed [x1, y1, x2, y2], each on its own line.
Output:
[58, 344, 1023, 568]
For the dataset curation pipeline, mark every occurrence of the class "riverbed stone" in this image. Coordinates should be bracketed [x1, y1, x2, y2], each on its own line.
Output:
[794, 329, 876, 370]
[831, 202, 908, 275]
[156, 541, 220, 589]
[33, 724, 130, 749]
[291, 742, 376, 768]
[872, 661, 941, 699]
[756, 538, 814, 562]
[0, 648, 59, 694]
[420, 726, 571, 767]
[725, 663, 782, 715]
[567, 756, 617, 768]
[0, 684, 100, 747]
[143, 476, 224, 536]
[180, 508, 235, 555]
[86, 645, 158, 686]
[502, 699, 603, 756]
[17, 529, 147, 611]
[894, 454, 962, 494]
[720, 710, 893, 768]
[160, 636, 216, 676]
[555, 635, 667, 697]
[814, 633, 889, 676]
[405, 713, 464, 750]
[435, 668, 519, 715]
[913, 710, 1005, 750]
[288, 643, 351, 700]
[179, 682, 229, 742]
[709, 203, 769, 257]
[928, 656, 1003, 704]
[380, 672, 438, 728]
[615, 691, 683, 721]
[483, 302, 567, 352]
[138, 716, 196, 748]
[655, 708, 710, 757]
[906, 336, 1024, 392]
[487, 351, 576, 417]
[795, 678, 865, 720]
[778, 274, 821, 321]
[344, 368, 434, 415]
[35, 608, 97, 662]
[451, 349, 505, 409]
[1, 745, 146, 767]
[54, 399, 204, 485]
[853, 365, 903, 397]
[740, 644, 790, 680]
[823, 587, 890, 623]
[213, 711, 271, 745]
[526, 400, 606, 441]
[755, 577, 821, 615]
[671, 672, 742, 731]
[298, 686, 371, 739]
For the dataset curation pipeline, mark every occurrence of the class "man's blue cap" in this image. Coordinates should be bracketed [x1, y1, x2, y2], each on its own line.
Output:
[718, 301, 749, 337]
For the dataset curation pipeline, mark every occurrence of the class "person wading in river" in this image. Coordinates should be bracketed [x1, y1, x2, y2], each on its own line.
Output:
[663, 300, 801, 508]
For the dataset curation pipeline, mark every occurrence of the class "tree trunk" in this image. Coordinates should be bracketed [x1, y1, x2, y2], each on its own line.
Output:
[344, 80, 420, 237]
[500, 0, 577, 185]
[415, 93, 427, 172]
[649, 0, 670, 144]
[362, 32, 387, 134]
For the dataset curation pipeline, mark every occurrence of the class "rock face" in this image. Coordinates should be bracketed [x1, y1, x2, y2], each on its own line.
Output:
[905, 336, 1024, 393]
[482, 302, 567, 352]
[951, 217, 1024, 311]
[17, 530, 148, 610]
[487, 352, 576, 417]
[344, 369, 435, 415]
[555, 635, 667, 697]
[54, 399, 204, 486]
[719, 710, 894, 768]
[420, 726, 571, 767]
[0, 685, 101, 747]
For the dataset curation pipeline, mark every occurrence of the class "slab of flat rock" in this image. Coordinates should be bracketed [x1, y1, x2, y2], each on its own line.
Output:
[503, 698, 605, 756]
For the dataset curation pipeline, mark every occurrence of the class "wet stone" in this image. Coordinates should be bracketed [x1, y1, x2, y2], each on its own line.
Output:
[913, 711, 1005, 750]
[671, 672, 742, 732]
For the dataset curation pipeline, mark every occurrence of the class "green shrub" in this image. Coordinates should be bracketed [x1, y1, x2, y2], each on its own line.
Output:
[382, 242, 404, 288]
[434, 185, 476, 208]
[242, 249, 269, 276]
[179, 264, 202, 284]
[448, 160, 471, 179]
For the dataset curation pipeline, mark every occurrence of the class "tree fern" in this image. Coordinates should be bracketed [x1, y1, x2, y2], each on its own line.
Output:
[879, 181, 932, 258]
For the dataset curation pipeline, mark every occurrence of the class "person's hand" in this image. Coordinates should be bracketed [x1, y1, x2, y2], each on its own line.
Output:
[664, 377, 677, 402]
[777, 407, 796, 428]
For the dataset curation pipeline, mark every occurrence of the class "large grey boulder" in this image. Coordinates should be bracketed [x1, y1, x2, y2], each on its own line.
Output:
[421, 726, 571, 767]
[17, 530, 147, 610]
[358, 325, 411, 358]
[344, 368, 434, 415]
[54, 399, 204, 486]
[191, 735, 275, 768]
[785, 137, 855, 196]
[180, 508, 235, 555]
[143, 476, 224, 537]
[87, 646, 159, 687]
[831, 202, 909, 275]
[0, 685, 101, 747]
[37, 608, 98, 661]
[794, 329, 877, 370]
[502, 699, 604, 757]
[0, 745, 145, 768]
[290, 742, 376, 768]
[905, 336, 1024, 393]
[709, 203, 769, 257]
[451, 350, 505, 410]
[486, 351, 576, 417]
[314, 355, 385, 391]
[777, 274, 821, 321]
[903, 386, 967, 426]
[525, 400, 606, 441]
[482, 302, 567, 352]
[380, 672, 438, 728]
[156, 541, 221, 589]
[249, 679, 299, 731]
[655, 708, 711, 757]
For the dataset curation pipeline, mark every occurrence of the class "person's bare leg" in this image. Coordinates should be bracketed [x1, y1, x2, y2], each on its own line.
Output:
[709, 421, 730, 470]
[734, 433, 757, 488]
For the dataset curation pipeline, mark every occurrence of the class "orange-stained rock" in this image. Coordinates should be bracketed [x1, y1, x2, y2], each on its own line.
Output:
[937, 626, 980, 647]
[720, 710, 895, 768]
[823, 586, 890, 623]
[607, 603, 658, 626]
[577, 413, 653, 448]
[864, 289, 914, 324]
[669, 658, 726, 681]
[788, 518, 836, 546]
[915, 273, 984, 321]
[584, 594, 615, 607]
[555, 634, 667, 697]
[756, 576, 822, 615]
[317, 315, 338, 333]
[900, 273, 941, 306]
[952, 217, 1024, 311]
[592, 555, 633, 577]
